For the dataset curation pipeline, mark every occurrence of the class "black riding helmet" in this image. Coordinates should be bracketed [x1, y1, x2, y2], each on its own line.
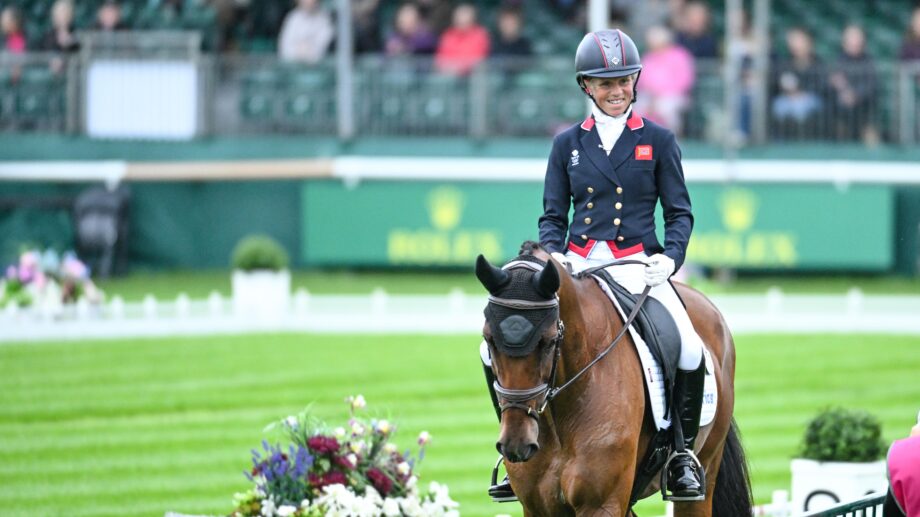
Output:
[575, 29, 642, 109]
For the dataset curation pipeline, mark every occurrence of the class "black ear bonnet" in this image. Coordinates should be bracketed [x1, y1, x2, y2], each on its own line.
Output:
[479, 255, 560, 357]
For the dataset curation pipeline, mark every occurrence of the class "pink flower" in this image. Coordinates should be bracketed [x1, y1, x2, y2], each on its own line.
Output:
[306, 435, 340, 455]
[5, 266, 15, 280]
[367, 467, 393, 496]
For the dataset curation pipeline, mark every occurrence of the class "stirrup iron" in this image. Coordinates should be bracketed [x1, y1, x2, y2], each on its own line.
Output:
[660, 450, 706, 502]
[488, 455, 518, 503]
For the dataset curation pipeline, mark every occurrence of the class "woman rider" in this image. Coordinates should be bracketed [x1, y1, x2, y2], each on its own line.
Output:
[484, 29, 707, 503]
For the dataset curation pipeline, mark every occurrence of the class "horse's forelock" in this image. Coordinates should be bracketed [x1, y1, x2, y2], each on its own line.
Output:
[518, 240, 543, 256]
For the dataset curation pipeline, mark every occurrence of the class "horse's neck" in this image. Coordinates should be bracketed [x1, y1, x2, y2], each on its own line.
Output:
[553, 273, 626, 420]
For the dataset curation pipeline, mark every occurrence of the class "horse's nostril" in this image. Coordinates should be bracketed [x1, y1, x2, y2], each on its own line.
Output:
[496, 442, 504, 456]
[525, 443, 540, 460]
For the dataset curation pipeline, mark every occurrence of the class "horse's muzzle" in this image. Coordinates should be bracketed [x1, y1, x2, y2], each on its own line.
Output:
[497, 440, 540, 463]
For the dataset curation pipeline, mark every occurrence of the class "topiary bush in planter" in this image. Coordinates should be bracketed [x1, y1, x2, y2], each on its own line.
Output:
[791, 407, 888, 513]
[230, 235, 291, 324]
[231, 235, 290, 272]
[800, 407, 885, 462]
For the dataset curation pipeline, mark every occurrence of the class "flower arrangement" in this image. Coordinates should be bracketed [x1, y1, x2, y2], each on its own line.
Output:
[0, 249, 103, 310]
[231, 395, 459, 517]
[231, 235, 290, 272]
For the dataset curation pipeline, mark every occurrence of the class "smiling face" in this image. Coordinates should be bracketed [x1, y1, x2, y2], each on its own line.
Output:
[584, 74, 636, 117]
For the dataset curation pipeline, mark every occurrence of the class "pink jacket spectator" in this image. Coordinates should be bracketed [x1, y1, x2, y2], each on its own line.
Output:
[435, 25, 490, 75]
[638, 44, 695, 97]
[5, 31, 25, 52]
[889, 435, 920, 516]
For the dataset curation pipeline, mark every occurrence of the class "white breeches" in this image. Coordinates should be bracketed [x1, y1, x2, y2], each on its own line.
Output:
[565, 244, 704, 371]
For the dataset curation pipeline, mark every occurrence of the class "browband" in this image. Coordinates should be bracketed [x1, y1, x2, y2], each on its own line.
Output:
[487, 295, 559, 310]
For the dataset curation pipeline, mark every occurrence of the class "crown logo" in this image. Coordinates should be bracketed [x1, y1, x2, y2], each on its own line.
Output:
[427, 187, 464, 231]
[718, 188, 757, 232]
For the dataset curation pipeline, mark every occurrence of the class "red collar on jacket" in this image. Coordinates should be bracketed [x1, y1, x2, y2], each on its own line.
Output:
[580, 109, 644, 131]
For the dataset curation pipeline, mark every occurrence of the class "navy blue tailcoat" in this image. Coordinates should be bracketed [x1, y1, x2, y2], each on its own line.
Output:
[538, 111, 693, 270]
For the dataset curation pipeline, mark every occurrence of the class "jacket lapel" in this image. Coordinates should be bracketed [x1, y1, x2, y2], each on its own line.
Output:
[578, 117, 622, 187]
[608, 111, 644, 171]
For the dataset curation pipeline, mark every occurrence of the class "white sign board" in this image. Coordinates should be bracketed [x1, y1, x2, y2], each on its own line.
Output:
[86, 60, 198, 140]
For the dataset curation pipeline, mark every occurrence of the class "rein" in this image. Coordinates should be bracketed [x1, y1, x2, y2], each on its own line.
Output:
[490, 258, 651, 419]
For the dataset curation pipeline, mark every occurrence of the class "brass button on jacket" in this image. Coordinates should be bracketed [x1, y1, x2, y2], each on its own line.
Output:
[587, 202, 594, 209]
[615, 202, 622, 210]
[613, 218, 621, 225]
[581, 234, 588, 240]
[587, 187, 594, 193]
[584, 217, 592, 224]
[616, 187, 623, 194]
[617, 236, 625, 242]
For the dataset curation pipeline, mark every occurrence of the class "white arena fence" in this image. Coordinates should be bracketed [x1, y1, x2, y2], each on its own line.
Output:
[3, 288, 920, 343]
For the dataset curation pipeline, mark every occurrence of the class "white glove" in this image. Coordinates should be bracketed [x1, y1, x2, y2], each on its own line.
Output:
[643, 253, 675, 287]
[550, 252, 570, 269]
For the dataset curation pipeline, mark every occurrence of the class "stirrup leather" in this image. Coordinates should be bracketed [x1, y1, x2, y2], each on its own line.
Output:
[488, 456, 518, 503]
[660, 450, 706, 502]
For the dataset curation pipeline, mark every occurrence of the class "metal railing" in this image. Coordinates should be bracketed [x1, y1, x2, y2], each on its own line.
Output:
[800, 493, 886, 517]
[2, 49, 919, 147]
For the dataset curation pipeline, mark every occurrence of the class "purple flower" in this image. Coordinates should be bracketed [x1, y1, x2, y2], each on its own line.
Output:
[4, 266, 15, 280]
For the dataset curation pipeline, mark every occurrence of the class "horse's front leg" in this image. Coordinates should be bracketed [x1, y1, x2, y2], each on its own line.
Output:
[562, 450, 636, 517]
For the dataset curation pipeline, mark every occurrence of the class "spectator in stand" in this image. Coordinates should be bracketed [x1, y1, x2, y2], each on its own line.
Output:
[491, 5, 532, 58]
[634, 25, 695, 136]
[1, 6, 26, 53]
[435, 3, 490, 75]
[675, 1, 718, 59]
[899, 6, 920, 61]
[96, 1, 126, 32]
[42, 0, 79, 53]
[771, 26, 825, 138]
[277, 0, 334, 64]
[353, 0, 382, 54]
[42, 0, 80, 75]
[829, 24, 878, 144]
[610, 0, 682, 44]
[416, 0, 453, 35]
[385, 2, 437, 56]
[883, 412, 920, 517]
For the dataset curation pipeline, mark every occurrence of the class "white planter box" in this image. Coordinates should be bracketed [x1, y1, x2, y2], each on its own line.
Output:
[790, 458, 888, 513]
[231, 269, 291, 324]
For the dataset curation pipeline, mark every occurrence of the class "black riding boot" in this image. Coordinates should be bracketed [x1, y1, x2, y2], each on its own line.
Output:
[483, 362, 518, 503]
[666, 356, 707, 501]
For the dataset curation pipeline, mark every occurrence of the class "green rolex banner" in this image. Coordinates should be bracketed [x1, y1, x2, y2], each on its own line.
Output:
[302, 180, 893, 270]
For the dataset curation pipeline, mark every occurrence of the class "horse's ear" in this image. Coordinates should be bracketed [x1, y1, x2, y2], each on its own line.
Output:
[533, 261, 560, 299]
[475, 254, 510, 294]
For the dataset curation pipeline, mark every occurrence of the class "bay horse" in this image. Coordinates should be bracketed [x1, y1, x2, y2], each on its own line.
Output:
[476, 242, 752, 517]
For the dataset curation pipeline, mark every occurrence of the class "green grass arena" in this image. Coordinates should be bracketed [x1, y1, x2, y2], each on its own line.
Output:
[1, 333, 918, 517]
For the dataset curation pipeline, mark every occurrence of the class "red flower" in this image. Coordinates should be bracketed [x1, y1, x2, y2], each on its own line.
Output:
[306, 435, 340, 455]
[334, 454, 356, 470]
[366, 467, 393, 496]
[309, 470, 349, 489]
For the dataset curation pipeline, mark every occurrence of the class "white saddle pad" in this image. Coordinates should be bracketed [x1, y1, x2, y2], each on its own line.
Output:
[593, 278, 718, 430]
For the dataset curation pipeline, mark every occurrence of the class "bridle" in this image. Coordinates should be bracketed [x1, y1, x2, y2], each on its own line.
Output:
[488, 259, 651, 421]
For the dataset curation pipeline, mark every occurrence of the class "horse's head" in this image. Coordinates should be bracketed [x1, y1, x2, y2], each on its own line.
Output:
[476, 248, 563, 463]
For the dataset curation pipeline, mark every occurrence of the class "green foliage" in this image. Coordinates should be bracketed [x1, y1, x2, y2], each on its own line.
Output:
[231, 235, 289, 272]
[0, 278, 33, 308]
[800, 407, 885, 462]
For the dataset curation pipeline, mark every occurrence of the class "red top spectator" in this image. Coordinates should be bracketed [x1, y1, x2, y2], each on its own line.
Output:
[435, 3, 490, 75]
[1, 6, 26, 53]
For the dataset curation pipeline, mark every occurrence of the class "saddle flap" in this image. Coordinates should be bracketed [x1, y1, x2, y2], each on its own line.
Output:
[593, 270, 681, 390]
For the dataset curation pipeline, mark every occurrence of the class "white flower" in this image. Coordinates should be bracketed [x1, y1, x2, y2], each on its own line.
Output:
[376, 419, 392, 434]
[417, 431, 431, 446]
[260, 497, 276, 516]
[276, 505, 297, 517]
[285, 416, 298, 428]
[406, 475, 418, 490]
[382, 497, 401, 516]
[383, 442, 398, 454]
[333, 426, 346, 439]
[351, 422, 366, 436]
[350, 440, 366, 454]
[397, 461, 411, 476]
[348, 394, 367, 410]
[346, 453, 358, 468]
